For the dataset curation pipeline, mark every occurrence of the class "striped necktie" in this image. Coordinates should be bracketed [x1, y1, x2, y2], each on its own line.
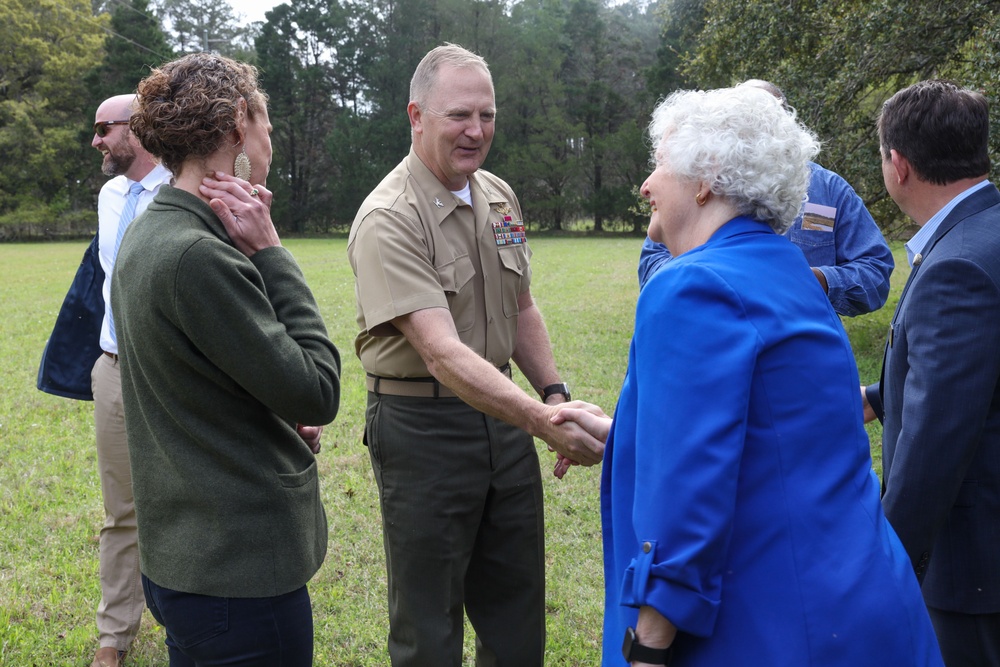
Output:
[107, 181, 145, 346]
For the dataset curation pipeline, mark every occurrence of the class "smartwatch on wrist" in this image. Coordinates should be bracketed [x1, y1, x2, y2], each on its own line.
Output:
[622, 627, 673, 665]
[542, 382, 571, 402]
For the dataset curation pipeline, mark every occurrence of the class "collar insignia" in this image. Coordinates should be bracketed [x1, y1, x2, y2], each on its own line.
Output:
[434, 197, 444, 208]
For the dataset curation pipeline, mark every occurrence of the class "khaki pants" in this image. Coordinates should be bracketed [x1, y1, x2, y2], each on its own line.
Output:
[92, 353, 143, 650]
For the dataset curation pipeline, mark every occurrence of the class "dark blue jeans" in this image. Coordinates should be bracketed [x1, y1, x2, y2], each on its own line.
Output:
[142, 575, 313, 666]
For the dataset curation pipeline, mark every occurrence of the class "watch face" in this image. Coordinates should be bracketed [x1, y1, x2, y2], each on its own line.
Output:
[622, 626, 672, 665]
[623, 626, 636, 659]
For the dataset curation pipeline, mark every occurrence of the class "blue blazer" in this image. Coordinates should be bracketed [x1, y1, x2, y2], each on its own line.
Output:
[866, 183, 1000, 614]
[603, 217, 941, 666]
[36, 233, 105, 400]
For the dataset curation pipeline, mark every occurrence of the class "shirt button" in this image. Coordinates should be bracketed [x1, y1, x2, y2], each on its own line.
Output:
[642, 542, 651, 553]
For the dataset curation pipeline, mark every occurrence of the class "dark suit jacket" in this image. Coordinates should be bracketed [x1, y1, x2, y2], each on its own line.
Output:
[866, 183, 1000, 614]
[36, 232, 105, 400]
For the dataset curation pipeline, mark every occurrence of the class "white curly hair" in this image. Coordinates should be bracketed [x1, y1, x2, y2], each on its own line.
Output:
[649, 86, 820, 234]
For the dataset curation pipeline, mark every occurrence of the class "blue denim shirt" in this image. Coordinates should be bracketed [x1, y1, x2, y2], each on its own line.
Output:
[638, 163, 894, 316]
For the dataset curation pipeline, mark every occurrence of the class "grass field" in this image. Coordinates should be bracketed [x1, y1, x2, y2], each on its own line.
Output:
[0, 237, 905, 665]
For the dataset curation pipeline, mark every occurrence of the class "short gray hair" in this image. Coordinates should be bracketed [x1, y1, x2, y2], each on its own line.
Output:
[410, 43, 492, 107]
[649, 86, 819, 233]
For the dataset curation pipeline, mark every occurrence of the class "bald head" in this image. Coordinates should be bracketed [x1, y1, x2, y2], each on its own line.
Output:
[739, 79, 787, 108]
[95, 94, 138, 120]
[93, 94, 158, 180]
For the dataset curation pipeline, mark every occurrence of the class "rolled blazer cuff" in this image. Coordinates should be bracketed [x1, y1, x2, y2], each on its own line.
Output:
[865, 382, 884, 424]
[620, 540, 722, 637]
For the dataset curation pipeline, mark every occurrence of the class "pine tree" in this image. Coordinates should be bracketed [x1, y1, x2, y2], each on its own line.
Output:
[87, 0, 174, 103]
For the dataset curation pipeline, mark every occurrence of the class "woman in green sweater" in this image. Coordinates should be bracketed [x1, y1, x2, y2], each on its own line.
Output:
[113, 53, 341, 666]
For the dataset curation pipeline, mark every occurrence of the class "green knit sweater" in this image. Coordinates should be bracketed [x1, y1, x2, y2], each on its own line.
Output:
[113, 185, 341, 597]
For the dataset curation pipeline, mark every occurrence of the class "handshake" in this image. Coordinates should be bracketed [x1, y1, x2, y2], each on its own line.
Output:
[539, 400, 613, 479]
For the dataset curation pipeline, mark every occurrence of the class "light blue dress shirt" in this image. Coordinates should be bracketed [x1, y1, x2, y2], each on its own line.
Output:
[905, 179, 992, 266]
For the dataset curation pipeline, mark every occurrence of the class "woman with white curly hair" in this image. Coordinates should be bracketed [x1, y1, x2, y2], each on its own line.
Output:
[554, 86, 943, 666]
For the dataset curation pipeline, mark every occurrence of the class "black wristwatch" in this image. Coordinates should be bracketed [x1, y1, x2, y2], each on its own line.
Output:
[622, 627, 672, 665]
[542, 382, 571, 402]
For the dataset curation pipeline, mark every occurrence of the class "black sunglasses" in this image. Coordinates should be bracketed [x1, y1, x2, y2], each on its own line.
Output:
[93, 120, 130, 138]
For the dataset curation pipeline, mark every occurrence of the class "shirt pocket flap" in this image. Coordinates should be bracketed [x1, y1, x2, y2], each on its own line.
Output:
[436, 254, 476, 295]
[498, 246, 528, 276]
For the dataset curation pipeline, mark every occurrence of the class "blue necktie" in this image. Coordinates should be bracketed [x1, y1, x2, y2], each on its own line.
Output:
[108, 181, 145, 346]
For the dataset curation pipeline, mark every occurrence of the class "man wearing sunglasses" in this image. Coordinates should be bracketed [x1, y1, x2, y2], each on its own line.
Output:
[40, 94, 169, 666]
[80, 95, 170, 667]
[54, 94, 169, 667]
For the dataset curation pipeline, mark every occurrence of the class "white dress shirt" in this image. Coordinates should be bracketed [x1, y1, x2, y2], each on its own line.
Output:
[97, 163, 172, 354]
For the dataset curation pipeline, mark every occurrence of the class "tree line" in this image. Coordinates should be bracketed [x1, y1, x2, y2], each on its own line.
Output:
[2, 0, 998, 240]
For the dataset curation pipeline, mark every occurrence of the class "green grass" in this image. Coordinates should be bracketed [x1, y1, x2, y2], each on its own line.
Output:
[0, 238, 906, 665]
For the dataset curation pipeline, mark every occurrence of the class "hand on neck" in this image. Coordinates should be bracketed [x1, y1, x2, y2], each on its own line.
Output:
[174, 155, 242, 202]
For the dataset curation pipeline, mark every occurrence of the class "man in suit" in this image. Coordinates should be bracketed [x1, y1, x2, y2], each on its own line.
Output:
[42, 94, 170, 667]
[89, 94, 170, 667]
[863, 79, 1000, 666]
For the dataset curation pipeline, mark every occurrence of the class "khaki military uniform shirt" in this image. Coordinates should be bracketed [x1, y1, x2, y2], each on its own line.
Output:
[348, 148, 531, 378]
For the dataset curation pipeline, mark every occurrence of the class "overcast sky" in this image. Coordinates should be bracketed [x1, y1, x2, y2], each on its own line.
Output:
[227, 0, 638, 27]
[228, 0, 282, 25]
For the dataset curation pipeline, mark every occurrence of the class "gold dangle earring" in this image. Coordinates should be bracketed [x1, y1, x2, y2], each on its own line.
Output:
[234, 146, 252, 181]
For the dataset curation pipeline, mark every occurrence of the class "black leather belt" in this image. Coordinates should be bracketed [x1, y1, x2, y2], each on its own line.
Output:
[367, 363, 511, 399]
[103, 351, 119, 362]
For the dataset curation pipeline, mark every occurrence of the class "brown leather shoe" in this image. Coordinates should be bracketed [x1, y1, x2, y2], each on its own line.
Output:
[91, 647, 125, 667]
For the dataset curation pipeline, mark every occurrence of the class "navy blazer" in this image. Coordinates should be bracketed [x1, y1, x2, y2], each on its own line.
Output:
[867, 183, 1000, 614]
[36, 233, 105, 400]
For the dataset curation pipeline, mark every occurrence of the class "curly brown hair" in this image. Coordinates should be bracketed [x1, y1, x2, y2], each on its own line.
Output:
[131, 53, 268, 176]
